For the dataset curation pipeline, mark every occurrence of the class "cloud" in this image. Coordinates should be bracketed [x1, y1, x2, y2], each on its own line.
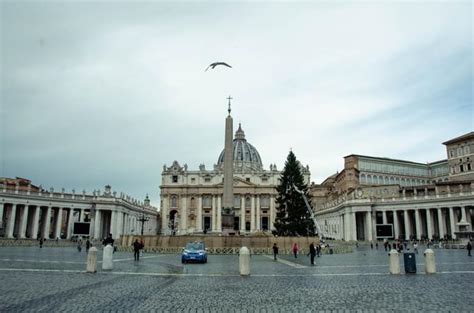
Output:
[1, 1, 472, 205]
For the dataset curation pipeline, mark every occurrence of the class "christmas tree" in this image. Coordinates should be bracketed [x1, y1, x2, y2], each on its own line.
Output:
[274, 151, 316, 236]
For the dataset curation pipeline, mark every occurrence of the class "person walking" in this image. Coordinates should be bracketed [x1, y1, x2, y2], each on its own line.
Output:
[132, 239, 142, 261]
[85, 238, 91, 253]
[77, 237, 82, 252]
[292, 243, 298, 259]
[413, 242, 418, 254]
[308, 243, 316, 265]
[467, 241, 472, 257]
[39, 238, 44, 248]
[272, 243, 279, 261]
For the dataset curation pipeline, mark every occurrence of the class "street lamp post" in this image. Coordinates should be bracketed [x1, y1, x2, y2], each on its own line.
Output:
[137, 210, 150, 236]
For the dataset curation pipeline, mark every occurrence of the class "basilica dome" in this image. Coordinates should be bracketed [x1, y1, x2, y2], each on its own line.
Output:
[217, 124, 263, 170]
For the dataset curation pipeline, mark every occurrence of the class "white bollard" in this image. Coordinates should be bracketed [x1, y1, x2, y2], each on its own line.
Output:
[102, 244, 114, 270]
[239, 246, 250, 276]
[86, 247, 98, 273]
[388, 249, 400, 274]
[424, 248, 436, 274]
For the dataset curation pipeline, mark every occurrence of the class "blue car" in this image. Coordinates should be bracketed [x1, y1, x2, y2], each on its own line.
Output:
[181, 241, 208, 264]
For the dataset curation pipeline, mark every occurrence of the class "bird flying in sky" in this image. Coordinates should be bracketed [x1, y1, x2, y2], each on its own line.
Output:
[205, 62, 232, 71]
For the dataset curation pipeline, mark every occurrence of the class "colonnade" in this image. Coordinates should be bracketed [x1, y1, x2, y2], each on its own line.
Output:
[320, 205, 473, 241]
[0, 202, 155, 240]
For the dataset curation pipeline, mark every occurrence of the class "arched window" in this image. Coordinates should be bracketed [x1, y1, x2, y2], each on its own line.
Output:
[171, 196, 178, 208]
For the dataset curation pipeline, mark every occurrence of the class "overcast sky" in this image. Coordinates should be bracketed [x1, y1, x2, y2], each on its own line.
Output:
[1, 0, 472, 207]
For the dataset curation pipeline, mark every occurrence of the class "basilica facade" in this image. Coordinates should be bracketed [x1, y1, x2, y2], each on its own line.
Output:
[159, 123, 310, 235]
[311, 132, 474, 242]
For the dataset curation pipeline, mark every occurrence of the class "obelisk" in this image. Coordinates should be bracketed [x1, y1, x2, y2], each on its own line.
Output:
[221, 95, 235, 233]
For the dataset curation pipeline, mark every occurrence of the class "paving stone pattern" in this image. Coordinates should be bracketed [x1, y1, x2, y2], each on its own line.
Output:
[0, 244, 473, 312]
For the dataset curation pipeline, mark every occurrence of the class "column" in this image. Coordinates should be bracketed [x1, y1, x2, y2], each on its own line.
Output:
[7, 204, 17, 238]
[211, 195, 216, 232]
[393, 210, 399, 239]
[426, 209, 433, 240]
[116, 211, 123, 237]
[382, 211, 387, 224]
[19, 205, 29, 238]
[44, 206, 52, 239]
[181, 197, 187, 233]
[240, 197, 245, 233]
[461, 206, 467, 222]
[404, 210, 411, 240]
[437, 208, 445, 239]
[449, 207, 456, 239]
[340, 214, 345, 240]
[110, 210, 117, 238]
[270, 195, 276, 231]
[216, 196, 222, 232]
[250, 196, 256, 232]
[415, 209, 421, 240]
[161, 196, 169, 235]
[365, 211, 373, 242]
[0, 203, 4, 226]
[55, 208, 63, 239]
[351, 212, 357, 241]
[197, 197, 203, 232]
[255, 195, 261, 231]
[466, 207, 472, 230]
[32, 206, 40, 239]
[66, 208, 74, 239]
[93, 209, 101, 239]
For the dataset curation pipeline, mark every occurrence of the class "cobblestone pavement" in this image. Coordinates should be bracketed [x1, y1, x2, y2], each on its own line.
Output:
[0, 244, 473, 312]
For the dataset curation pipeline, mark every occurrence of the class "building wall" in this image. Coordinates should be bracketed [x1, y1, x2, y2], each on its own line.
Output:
[311, 132, 474, 241]
[160, 161, 311, 235]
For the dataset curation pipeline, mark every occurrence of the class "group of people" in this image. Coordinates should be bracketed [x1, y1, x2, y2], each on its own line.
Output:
[273, 242, 323, 265]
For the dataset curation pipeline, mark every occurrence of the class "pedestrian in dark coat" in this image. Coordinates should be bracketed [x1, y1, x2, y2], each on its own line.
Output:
[467, 241, 472, 257]
[272, 243, 278, 260]
[85, 239, 91, 253]
[292, 243, 298, 259]
[132, 239, 141, 261]
[308, 243, 316, 265]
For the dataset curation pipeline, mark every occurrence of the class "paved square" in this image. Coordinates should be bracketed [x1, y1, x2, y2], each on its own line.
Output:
[0, 244, 473, 312]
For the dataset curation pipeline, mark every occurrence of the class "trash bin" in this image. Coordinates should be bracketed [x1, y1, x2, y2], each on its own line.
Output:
[404, 252, 416, 274]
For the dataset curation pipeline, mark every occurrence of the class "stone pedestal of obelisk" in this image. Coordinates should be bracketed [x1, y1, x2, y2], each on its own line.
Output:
[221, 97, 235, 234]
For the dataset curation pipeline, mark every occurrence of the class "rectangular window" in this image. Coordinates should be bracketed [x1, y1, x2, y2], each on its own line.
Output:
[191, 178, 196, 183]
[468, 164, 471, 171]
[172, 176, 178, 183]
[204, 178, 211, 183]
[234, 195, 241, 208]
[203, 196, 212, 208]
[460, 165, 464, 172]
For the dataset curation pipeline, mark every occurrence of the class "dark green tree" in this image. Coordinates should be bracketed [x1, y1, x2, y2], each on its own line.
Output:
[274, 151, 316, 236]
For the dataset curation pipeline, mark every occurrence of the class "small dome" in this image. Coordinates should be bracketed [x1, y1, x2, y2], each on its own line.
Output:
[217, 124, 263, 170]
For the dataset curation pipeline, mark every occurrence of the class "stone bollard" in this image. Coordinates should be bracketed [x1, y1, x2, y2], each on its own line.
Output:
[388, 249, 400, 274]
[86, 247, 98, 273]
[102, 244, 114, 270]
[239, 246, 250, 276]
[424, 248, 436, 274]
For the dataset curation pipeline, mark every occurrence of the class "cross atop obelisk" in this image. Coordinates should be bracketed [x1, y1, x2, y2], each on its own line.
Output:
[227, 95, 232, 115]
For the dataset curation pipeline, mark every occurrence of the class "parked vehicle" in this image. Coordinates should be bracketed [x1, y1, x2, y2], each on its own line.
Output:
[181, 241, 207, 264]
